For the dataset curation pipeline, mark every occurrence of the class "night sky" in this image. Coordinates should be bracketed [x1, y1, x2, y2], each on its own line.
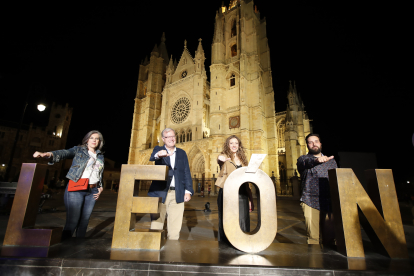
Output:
[1, 1, 412, 183]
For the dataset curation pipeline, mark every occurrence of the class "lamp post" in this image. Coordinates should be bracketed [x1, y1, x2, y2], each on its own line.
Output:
[4, 91, 46, 182]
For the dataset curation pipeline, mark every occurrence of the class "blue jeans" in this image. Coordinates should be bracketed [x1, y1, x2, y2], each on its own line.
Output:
[62, 185, 98, 239]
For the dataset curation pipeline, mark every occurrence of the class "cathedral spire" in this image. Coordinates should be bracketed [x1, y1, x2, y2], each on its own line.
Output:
[213, 11, 224, 43]
[195, 38, 206, 75]
[195, 38, 205, 57]
[166, 55, 175, 84]
[287, 80, 300, 107]
[167, 55, 175, 72]
[151, 44, 159, 57]
[288, 80, 294, 95]
[158, 32, 169, 64]
[297, 94, 303, 111]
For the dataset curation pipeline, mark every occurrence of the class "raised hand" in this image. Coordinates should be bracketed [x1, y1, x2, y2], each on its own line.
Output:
[217, 155, 231, 163]
[33, 151, 52, 159]
[316, 156, 334, 163]
[157, 150, 173, 157]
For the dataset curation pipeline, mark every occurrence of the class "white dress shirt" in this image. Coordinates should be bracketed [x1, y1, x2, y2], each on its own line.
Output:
[154, 147, 191, 194]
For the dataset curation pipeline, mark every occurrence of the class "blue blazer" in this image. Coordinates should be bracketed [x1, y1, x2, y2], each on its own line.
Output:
[148, 145, 194, 203]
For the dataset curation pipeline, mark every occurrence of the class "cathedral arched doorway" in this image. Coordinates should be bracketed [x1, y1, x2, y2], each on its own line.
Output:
[192, 152, 205, 194]
[187, 146, 206, 194]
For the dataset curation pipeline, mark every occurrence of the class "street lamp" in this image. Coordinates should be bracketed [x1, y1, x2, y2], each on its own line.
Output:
[37, 104, 46, 112]
[4, 91, 46, 182]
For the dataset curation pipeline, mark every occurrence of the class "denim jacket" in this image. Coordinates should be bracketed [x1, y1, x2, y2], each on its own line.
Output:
[48, 146, 104, 187]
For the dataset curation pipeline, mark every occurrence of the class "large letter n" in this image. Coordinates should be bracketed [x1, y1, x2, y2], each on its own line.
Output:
[329, 169, 408, 258]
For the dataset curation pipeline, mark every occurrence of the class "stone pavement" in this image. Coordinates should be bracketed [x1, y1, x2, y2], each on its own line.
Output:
[1, 189, 414, 275]
[1, 188, 414, 248]
[0, 189, 310, 244]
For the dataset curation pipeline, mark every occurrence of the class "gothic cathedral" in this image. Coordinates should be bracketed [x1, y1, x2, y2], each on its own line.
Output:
[128, 0, 312, 195]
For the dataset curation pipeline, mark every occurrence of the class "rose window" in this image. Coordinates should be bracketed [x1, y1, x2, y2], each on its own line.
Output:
[171, 97, 191, 124]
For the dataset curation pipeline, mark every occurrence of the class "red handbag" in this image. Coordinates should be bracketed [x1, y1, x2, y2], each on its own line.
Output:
[68, 178, 89, 191]
[68, 158, 97, 192]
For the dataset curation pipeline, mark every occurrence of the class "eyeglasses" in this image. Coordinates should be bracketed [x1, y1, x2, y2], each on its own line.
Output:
[307, 141, 320, 145]
[163, 136, 175, 139]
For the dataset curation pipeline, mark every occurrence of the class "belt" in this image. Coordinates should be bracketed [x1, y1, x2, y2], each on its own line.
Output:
[89, 184, 97, 188]
[169, 186, 175, 190]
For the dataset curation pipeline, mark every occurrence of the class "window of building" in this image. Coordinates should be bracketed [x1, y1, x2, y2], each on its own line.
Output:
[231, 44, 237, 57]
[187, 129, 192, 142]
[231, 20, 237, 37]
[180, 131, 185, 143]
[278, 122, 286, 148]
[230, 74, 236, 87]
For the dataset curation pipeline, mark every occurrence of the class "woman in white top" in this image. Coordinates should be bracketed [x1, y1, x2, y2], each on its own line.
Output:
[34, 130, 105, 239]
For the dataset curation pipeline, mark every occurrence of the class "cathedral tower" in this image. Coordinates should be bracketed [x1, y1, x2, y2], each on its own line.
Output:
[129, 34, 168, 163]
[284, 81, 311, 178]
[128, 1, 314, 195]
[209, 0, 278, 176]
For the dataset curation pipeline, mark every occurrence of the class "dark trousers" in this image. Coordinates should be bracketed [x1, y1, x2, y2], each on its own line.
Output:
[62, 185, 98, 239]
[217, 188, 250, 242]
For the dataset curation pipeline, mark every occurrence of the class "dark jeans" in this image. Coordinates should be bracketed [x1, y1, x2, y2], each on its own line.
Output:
[62, 185, 98, 239]
[217, 188, 250, 243]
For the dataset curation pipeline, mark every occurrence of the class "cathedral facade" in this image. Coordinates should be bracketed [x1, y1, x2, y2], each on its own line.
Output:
[128, 0, 311, 194]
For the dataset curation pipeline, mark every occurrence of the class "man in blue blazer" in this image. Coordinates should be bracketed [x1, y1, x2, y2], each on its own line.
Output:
[148, 128, 194, 240]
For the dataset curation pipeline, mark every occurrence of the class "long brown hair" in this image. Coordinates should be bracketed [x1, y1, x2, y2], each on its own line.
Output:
[221, 135, 248, 166]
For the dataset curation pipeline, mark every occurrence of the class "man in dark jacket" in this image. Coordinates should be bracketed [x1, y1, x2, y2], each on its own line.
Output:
[148, 128, 194, 240]
[297, 133, 337, 244]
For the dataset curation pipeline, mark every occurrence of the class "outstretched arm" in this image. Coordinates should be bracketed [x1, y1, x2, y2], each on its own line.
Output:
[34, 147, 77, 164]
[296, 155, 318, 175]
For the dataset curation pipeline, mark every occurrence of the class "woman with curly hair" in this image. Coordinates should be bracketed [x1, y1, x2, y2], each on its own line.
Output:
[215, 135, 254, 243]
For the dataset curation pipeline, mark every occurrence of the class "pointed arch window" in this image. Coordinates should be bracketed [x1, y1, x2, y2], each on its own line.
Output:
[278, 121, 286, 148]
[180, 131, 185, 143]
[187, 129, 192, 142]
[231, 44, 237, 57]
[230, 74, 236, 87]
[231, 20, 237, 37]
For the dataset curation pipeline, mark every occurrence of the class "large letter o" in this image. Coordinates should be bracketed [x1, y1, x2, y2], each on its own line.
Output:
[223, 167, 277, 253]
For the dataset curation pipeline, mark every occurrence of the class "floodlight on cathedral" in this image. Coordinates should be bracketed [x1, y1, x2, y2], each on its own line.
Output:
[229, 0, 240, 10]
